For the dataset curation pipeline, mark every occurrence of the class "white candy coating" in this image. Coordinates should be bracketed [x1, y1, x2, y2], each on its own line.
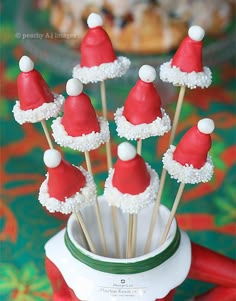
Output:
[44, 149, 62, 168]
[66, 78, 83, 96]
[87, 13, 103, 28]
[139, 65, 156, 83]
[197, 118, 215, 134]
[188, 26, 205, 41]
[118, 142, 136, 161]
[19, 55, 34, 72]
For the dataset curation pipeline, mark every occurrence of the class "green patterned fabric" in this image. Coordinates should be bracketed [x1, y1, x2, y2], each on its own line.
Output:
[1, 1, 235, 300]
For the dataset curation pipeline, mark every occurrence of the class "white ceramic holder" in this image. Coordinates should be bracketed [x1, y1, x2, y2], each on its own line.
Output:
[45, 198, 191, 301]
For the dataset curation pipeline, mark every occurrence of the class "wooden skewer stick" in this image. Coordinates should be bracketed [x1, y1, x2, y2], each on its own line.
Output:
[169, 85, 186, 145]
[100, 80, 120, 258]
[131, 215, 137, 258]
[41, 120, 54, 149]
[130, 139, 142, 257]
[75, 211, 97, 254]
[144, 85, 187, 253]
[137, 139, 142, 155]
[105, 140, 113, 170]
[84, 151, 108, 256]
[100, 81, 113, 171]
[160, 182, 185, 245]
[100, 81, 113, 169]
[84, 151, 93, 174]
[144, 168, 167, 253]
[111, 206, 120, 257]
[100, 80, 108, 120]
[126, 214, 134, 258]
[75, 213, 89, 250]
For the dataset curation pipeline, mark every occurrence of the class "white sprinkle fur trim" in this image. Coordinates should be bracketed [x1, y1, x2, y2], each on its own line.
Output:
[51, 116, 110, 151]
[13, 93, 64, 124]
[73, 57, 131, 84]
[38, 166, 97, 214]
[163, 145, 214, 184]
[159, 60, 212, 89]
[115, 107, 171, 140]
[104, 164, 159, 214]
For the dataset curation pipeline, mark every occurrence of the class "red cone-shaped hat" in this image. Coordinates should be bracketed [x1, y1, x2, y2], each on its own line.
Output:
[123, 65, 162, 125]
[171, 26, 205, 73]
[112, 142, 150, 195]
[173, 118, 215, 169]
[44, 149, 86, 201]
[17, 56, 54, 110]
[80, 13, 116, 68]
[61, 78, 100, 136]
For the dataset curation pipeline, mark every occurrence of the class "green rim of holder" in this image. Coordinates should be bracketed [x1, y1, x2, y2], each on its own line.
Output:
[64, 226, 181, 275]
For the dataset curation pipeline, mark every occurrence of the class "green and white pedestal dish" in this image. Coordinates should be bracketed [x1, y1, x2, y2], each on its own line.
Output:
[45, 199, 191, 301]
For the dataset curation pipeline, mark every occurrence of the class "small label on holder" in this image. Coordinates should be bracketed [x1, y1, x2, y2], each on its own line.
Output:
[97, 280, 147, 299]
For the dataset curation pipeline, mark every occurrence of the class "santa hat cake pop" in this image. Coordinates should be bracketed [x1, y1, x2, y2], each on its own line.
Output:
[115, 65, 171, 140]
[104, 142, 159, 214]
[51, 78, 110, 151]
[163, 118, 215, 184]
[159, 26, 212, 89]
[73, 13, 131, 84]
[13, 56, 64, 124]
[39, 149, 96, 214]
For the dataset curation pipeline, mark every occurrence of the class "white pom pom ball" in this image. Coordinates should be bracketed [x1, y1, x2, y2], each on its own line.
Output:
[66, 78, 83, 96]
[19, 56, 34, 72]
[197, 118, 215, 134]
[188, 26, 205, 41]
[139, 65, 156, 83]
[87, 13, 103, 28]
[118, 142, 136, 161]
[44, 149, 62, 168]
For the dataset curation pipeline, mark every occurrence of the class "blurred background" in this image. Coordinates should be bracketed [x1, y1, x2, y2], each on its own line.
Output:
[0, 0, 235, 300]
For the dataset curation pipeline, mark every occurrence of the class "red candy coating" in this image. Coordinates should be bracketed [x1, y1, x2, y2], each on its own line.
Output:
[173, 125, 211, 169]
[17, 70, 54, 110]
[112, 154, 150, 195]
[171, 36, 203, 73]
[123, 79, 162, 125]
[61, 93, 100, 137]
[80, 26, 116, 67]
[47, 159, 86, 201]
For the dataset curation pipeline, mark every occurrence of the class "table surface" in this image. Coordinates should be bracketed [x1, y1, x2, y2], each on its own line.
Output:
[1, 1, 235, 300]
